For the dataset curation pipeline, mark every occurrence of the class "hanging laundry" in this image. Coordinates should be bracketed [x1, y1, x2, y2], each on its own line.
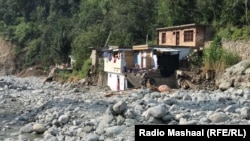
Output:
[108, 53, 112, 61]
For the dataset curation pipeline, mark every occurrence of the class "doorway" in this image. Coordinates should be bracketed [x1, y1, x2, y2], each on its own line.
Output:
[176, 31, 180, 46]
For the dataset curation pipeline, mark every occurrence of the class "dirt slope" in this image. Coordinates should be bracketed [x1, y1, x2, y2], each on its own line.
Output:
[0, 37, 16, 75]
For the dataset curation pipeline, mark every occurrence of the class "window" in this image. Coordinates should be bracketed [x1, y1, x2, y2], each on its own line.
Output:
[184, 30, 194, 42]
[161, 32, 166, 44]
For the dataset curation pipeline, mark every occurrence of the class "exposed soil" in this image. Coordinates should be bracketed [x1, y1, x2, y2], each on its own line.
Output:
[0, 37, 217, 90]
[16, 65, 48, 78]
[0, 37, 16, 75]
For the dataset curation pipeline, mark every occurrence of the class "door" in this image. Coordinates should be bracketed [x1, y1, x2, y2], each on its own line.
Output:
[117, 75, 120, 91]
[176, 31, 180, 46]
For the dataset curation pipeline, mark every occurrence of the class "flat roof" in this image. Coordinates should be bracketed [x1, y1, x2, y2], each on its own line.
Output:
[153, 47, 180, 52]
[156, 23, 207, 31]
[113, 48, 133, 51]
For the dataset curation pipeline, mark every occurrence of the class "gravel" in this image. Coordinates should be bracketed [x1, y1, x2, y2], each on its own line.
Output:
[0, 75, 250, 141]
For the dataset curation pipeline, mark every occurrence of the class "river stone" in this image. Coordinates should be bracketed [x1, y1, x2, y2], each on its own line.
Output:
[112, 101, 127, 115]
[33, 123, 46, 134]
[86, 133, 99, 141]
[208, 112, 230, 123]
[47, 127, 59, 136]
[147, 104, 168, 118]
[20, 123, 33, 133]
[240, 107, 250, 119]
[219, 81, 232, 91]
[58, 114, 69, 124]
[104, 125, 124, 137]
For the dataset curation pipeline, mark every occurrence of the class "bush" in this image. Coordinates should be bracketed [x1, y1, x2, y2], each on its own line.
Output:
[80, 58, 92, 78]
[202, 36, 240, 74]
[219, 26, 250, 41]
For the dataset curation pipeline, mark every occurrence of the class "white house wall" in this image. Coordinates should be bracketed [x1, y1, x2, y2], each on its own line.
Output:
[142, 51, 147, 68]
[137, 52, 141, 68]
[152, 54, 158, 69]
[119, 75, 125, 90]
[107, 73, 126, 91]
[104, 52, 122, 73]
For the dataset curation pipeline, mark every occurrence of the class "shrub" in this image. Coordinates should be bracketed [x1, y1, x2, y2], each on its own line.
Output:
[219, 26, 250, 40]
[202, 36, 240, 74]
[80, 58, 92, 78]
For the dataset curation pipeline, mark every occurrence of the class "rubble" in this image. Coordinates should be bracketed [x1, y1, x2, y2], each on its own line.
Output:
[176, 68, 217, 91]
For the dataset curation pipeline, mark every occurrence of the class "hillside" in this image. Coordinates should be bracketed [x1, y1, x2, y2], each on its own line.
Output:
[0, 37, 16, 75]
[0, 0, 249, 71]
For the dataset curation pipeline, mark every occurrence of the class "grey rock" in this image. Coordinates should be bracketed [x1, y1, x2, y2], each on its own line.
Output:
[58, 115, 69, 124]
[82, 126, 93, 133]
[224, 105, 237, 113]
[64, 136, 78, 141]
[95, 114, 114, 134]
[240, 107, 250, 119]
[163, 98, 177, 105]
[244, 93, 250, 99]
[199, 117, 210, 123]
[112, 101, 127, 115]
[116, 115, 125, 125]
[125, 119, 139, 126]
[179, 118, 198, 125]
[162, 114, 175, 123]
[147, 104, 168, 119]
[43, 133, 58, 141]
[47, 127, 59, 136]
[20, 123, 33, 133]
[123, 109, 136, 119]
[219, 81, 232, 91]
[105, 125, 125, 137]
[56, 135, 65, 141]
[208, 112, 230, 123]
[18, 134, 30, 141]
[33, 123, 46, 134]
[86, 133, 99, 141]
[183, 94, 192, 101]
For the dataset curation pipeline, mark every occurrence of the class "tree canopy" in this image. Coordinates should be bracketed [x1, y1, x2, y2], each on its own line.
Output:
[0, 0, 249, 70]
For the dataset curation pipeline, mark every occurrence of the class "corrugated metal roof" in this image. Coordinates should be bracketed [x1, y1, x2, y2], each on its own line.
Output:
[154, 48, 180, 52]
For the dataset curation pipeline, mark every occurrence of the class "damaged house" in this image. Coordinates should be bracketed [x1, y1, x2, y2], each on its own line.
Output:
[93, 23, 213, 91]
[102, 45, 180, 91]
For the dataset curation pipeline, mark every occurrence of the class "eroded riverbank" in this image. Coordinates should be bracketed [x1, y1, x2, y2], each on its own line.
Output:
[0, 75, 250, 141]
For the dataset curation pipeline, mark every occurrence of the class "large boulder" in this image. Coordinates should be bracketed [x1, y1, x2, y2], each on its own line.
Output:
[216, 60, 250, 91]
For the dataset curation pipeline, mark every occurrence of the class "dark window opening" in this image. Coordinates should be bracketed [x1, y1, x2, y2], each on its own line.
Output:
[184, 30, 194, 42]
[157, 52, 179, 77]
[161, 33, 166, 44]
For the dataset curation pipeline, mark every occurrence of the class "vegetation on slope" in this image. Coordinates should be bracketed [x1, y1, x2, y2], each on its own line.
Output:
[0, 0, 249, 77]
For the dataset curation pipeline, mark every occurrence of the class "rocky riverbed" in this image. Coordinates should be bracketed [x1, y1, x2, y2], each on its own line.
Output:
[0, 74, 250, 141]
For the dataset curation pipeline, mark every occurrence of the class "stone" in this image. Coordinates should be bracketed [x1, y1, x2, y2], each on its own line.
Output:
[112, 101, 127, 115]
[33, 123, 46, 134]
[182, 94, 192, 101]
[208, 112, 230, 123]
[86, 133, 99, 141]
[158, 85, 171, 92]
[147, 104, 168, 119]
[58, 115, 69, 124]
[240, 107, 250, 119]
[219, 81, 232, 91]
[82, 126, 93, 133]
[47, 127, 59, 136]
[20, 123, 33, 133]
[104, 125, 124, 137]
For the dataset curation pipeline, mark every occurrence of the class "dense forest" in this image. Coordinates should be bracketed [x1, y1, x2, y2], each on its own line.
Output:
[0, 0, 249, 73]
